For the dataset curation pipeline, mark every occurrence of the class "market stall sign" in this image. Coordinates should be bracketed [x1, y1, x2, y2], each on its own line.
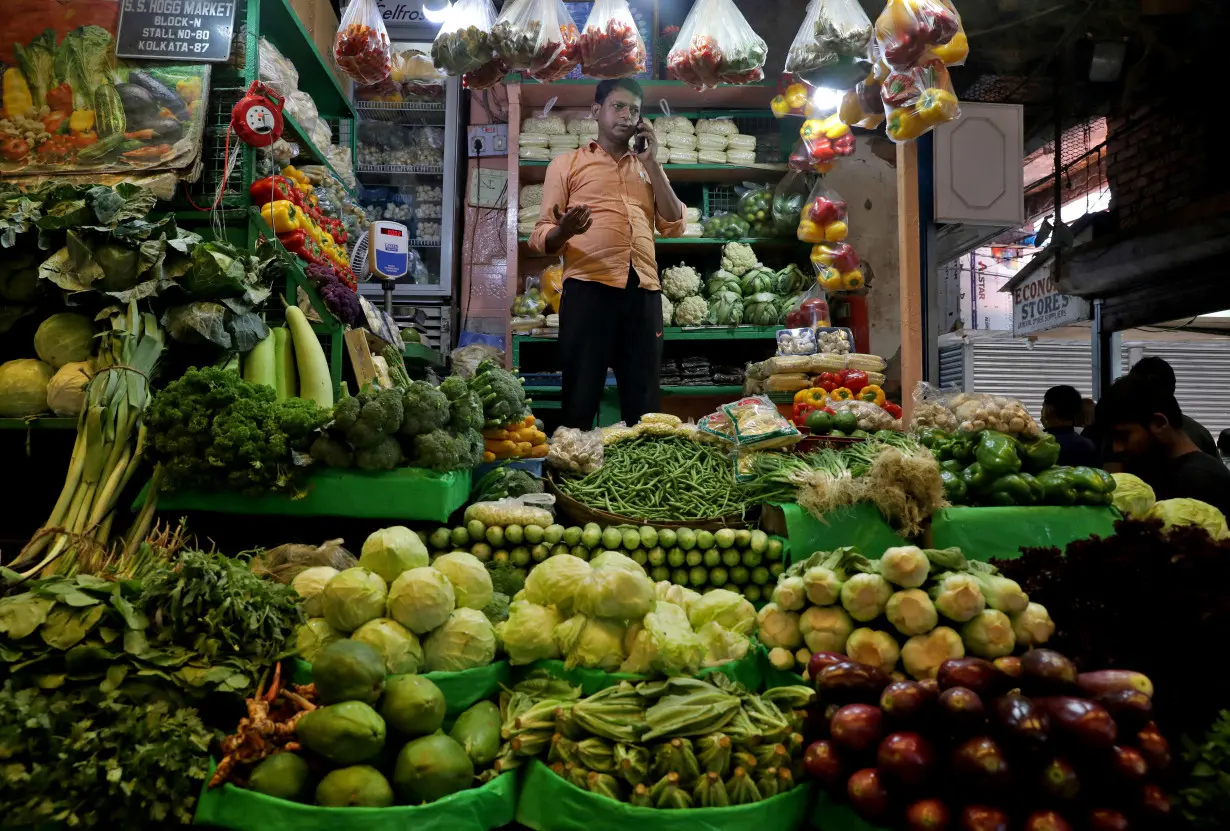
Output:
[116, 0, 236, 62]
[1012, 268, 1090, 336]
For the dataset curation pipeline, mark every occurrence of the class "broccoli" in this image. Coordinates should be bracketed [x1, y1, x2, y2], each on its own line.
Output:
[332, 384, 361, 431]
[472, 359, 531, 427]
[310, 433, 354, 468]
[438, 375, 470, 402]
[481, 591, 511, 624]
[410, 428, 469, 472]
[401, 380, 450, 437]
[343, 387, 405, 450]
[355, 434, 404, 471]
[449, 389, 484, 432]
[488, 562, 526, 597]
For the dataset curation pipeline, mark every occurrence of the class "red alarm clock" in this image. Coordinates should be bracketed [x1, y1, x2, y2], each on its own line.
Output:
[230, 81, 285, 147]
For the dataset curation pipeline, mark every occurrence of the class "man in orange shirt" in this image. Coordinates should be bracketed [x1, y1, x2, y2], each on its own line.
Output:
[529, 79, 686, 428]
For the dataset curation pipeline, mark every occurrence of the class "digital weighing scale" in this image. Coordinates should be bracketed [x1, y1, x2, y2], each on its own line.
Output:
[367, 220, 411, 314]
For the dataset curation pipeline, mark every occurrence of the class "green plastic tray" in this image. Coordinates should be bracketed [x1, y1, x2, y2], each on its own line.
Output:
[149, 467, 471, 523]
[927, 506, 1120, 561]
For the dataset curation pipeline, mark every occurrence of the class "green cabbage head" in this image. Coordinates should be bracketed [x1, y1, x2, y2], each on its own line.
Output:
[1111, 473, 1155, 519]
[687, 588, 756, 636]
[322, 567, 388, 633]
[359, 526, 429, 584]
[431, 551, 493, 610]
[352, 617, 423, 674]
[388, 567, 455, 634]
[1147, 498, 1228, 540]
[524, 554, 591, 614]
[496, 599, 563, 665]
[34, 313, 96, 369]
[422, 608, 497, 672]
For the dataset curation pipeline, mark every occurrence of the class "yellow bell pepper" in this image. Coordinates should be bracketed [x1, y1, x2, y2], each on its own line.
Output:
[797, 218, 826, 244]
[302, 220, 322, 244]
[770, 95, 791, 118]
[260, 200, 300, 233]
[841, 269, 865, 290]
[176, 76, 203, 104]
[823, 116, 851, 140]
[799, 118, 825, 142]
[69, 110, 95, 132]
[794, 387, 828, 407]
[824, 221, 848, 242]
[784, 83, 809, 110]
[281, 165, 309, 184]
[886, 108, 926, 142]
[3, 68, 32, 119]
[932, 31, 969, 66]
[816, 265, 844, 292]
[916, 88, 960, 126]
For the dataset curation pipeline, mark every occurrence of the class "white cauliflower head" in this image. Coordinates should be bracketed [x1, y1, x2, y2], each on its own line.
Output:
[661, 264, 703, 301]
[720, 242, 759, 277]
[661, 293, 674, 326]
[673, 295, 709, 326]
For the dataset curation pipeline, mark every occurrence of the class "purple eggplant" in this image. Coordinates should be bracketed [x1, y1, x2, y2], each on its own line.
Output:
[817, 661, 890, 703]
[830, 703, 884, 754]
[937, 658, 999, 696]
[1037, 697, 1117, 751]
[993, 692, 1050, 753]
[1094, 689, 1152, 733]
[1038, 757, 1081, 802]
[939, 687, 986, 734]
[1076, 670, 1153, 700]
[1020, 650, 1078, 694]
[804, 739, 845, 790]
[881, 681, 934, 726]
[1135, 722, 1172, 772]
[959, 805, 1010, 831]
[877, 731, 935, 789]
[1109, 744, 1148, 784]
[847, 768, 892, 822]
[952, 736, 1012, 792]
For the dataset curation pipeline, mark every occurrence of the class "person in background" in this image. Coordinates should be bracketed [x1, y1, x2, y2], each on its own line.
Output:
[1219, 428, 1230, 468]
[1079, 397, 1096, 432]
[1128, 356, 1219, 457]
[1096, 374, 1230, 515]
[529, 78, 686, 429]
[1041, 385, 1100, 467]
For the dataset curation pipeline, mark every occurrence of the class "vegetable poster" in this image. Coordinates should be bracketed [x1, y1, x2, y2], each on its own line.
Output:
[1, 0, 209, 178]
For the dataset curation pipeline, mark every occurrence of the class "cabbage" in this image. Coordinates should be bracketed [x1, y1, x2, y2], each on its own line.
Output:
[524, 554, 591, 614]
[687, 589, 756, 636]
[589, 551, 646, 575]
[388, 567, 456, 634]
[619, 625, 657, 675]
[359, 525, 429, 583]
[46, 360, 93, 417]
[0, 358, 53, 417]
[33, 313, 96, 369]
[553, 614, 626, 671]
[695, 620, 750, 667]
[431, 551, 493, 609]
[296, 618, 342, 662]
[654, 581, 701, 612]
[352, 617, 423, 674]
[321, 567, 388, 633]
[1111, 473, 1155, 518]
[1147, 498, 1228, 540]
[293, 566, 340, 617]
[497, 600, 563, 664]
[422, 608, 497, 671]
[641, 601, 703, 675]
[574, 563, 655, 621]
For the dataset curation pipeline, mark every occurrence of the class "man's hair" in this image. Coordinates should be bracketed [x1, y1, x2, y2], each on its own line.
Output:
[1219, 428, 1230, 456]
[595, 78, 643, 105]
[1043, 384, 1082, 422]
[1128, 356, 1177, 394]
[1096, 374, 1183, 430]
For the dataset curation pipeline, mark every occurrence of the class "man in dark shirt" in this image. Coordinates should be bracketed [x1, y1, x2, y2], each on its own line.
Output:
[1128, 356, 1219, 457]
[1097, 375, 1230, 516]
[1042, 384, 1100, 467]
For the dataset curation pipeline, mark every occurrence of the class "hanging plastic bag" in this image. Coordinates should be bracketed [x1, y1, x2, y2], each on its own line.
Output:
[785, 285, 833, 329]
[532, 0, 583, 81]
[578, 0, 647, 79]
[464, 56, 508, 90]
[771, 171, 808, 235]
[799, 112, 856, 166]
[333, 0, 393, 85]
[431, 0, 498, 76]
[931, 0, 968, 66]
[810, 242, 864, 293]
[771, 79, 812, 118]
[839, 79, 886, 129]
[787, 138, 833, 175]
[785, 0, 873, 87]
[874, 0, 961, 71]
[882, 58, 961, 143]
[491, 0, 581, 81]
[797, 181, 848, 244]
[736, 183, 774, 234]
[665, 0, 768, 89]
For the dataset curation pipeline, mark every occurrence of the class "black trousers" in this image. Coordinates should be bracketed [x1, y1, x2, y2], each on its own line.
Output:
[558, 270, 662, 429]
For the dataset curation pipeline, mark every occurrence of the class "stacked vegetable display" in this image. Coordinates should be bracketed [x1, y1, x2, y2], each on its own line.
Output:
[255, 168, 357, 289]
[804, 650, 1174, 830]
[704, 242, 813, 327]
[758, 544, 1054, 678]
[495, 672, 816, 808]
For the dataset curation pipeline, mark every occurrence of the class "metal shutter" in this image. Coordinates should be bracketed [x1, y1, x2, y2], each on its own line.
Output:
[971, 338, 1098, 423]
[1126, 341, 1230, 436]
[939, 343, 964, 390]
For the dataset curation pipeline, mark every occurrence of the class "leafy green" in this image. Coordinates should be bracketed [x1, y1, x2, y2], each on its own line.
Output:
[1182, 709, 1230, 828]
[0, 682, 211, 829]
[14, 29, 57, 110]
[55, 25, 116, 111]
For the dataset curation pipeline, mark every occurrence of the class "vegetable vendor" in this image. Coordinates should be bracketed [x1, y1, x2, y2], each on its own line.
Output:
[1095, 374, 1230, 516]
[528, 79, 686, 428]
[1042, 385, 1099, 467]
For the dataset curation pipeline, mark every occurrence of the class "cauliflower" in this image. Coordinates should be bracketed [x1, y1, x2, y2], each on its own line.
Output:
[673, 295, 709, 327]
[720, 242, 759, 277]
[661, 294, 674, 326]
[660, 264, 702, 301]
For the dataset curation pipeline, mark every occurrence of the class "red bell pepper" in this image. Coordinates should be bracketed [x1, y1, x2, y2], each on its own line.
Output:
[883, 402, 902, 419]
[833, 134, 856, 156]
[278, 229, 311, 259]
[791, 401, 818, 427]
[841, 369, 869, 393]
[251, 175, 298, 206]
[816, 371, 843, 392]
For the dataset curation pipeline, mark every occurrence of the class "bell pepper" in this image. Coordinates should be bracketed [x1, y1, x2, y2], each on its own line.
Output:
[975, 431, 1022, 477]
[250, 175, 299, 206]
[808, 197, 845, 225]
[784, 83, 809, 110]
[940, 469, 967, 504]
[260, 200, 300, 233]
[931, 437, 954, 462]
[932, 30, 969, 65]
[833, 133, 856, 156]
[950, 434, 976, 465]
[69, 109, 95, 133]
[1069, 466, 1115, 505]
[939, 458, 965, 474]
[794, 387, 828, 407]
[815, 372, 843, 392]
[916, 87, 960, 126]
[841, 369, 869, 394]
[1035, 468, 1077, 506]
[824, 221, 849, 242]
[886, 107, 926, 142]
[800, 118, 826, 142]
[1019, 432, 1060, 473]
[791, 401, 818, 426]
[796, 218, 826, 244]
[771, 95, 792, 118]
[811, 242, 860, 273]
[808, 137, 836, 163]
[829, 387, 853, 402]
[960, 461, 994, 493]
[857, 384, 885, 407]
[987, 473, 1038, 507]
[841, 269, 865, 290]
[817, 266, 844, 293]
[918, 427, 949, 449]
[882, 401, 902, 420]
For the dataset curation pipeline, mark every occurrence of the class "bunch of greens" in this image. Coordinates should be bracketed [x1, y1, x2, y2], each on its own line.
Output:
[1182, 709, 1230, 829]
[160, 239, 282, 352]
[0, 682, 212, 829]
[1, 181, 156, 248]
[144, 366, 330, 494]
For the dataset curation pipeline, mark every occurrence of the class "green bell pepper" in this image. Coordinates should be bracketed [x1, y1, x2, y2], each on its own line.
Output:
[1019, 432, 1061, 473]
[949, 434, 977, 465]
[961, 461, 994, 493]
[940, 458, 965, 474]
[1021, 471, 1045, 504]
[1035, 466, 1115, 506]
[940, 469, 967, 504]
[975, 431, 1022, 476]
[987, 473, 1038, 506]
[1036, 468, 1078, 506]
[918, 427, 949, 449]
[1070, 465, 1116, 494]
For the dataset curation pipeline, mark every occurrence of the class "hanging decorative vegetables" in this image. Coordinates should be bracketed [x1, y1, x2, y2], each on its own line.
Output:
[463, 57, 509, 90]
[874, 0, 962, 71]
[578, 0, 647, 79]
[665, 0, 769, 89]
[530, 7, 582, 82]
[333, 0, 394, 85]
[882, 59, 961, 143]
[431, 0, 499, 76]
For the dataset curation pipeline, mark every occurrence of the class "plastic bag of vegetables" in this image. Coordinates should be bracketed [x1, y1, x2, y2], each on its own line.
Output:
[431, 0, 498, 75]
[772, 172, 808, 235]
[785, 0, 873, 87]
[334, 0, 393, 84]
[492, 0, 581, 81]
[737, 184, 774, 230]
[703, 212, 751, 240]
[665, 0, 768, 89]
[797, 180, 849, 245]
[881, 58, 961, 143]
[577, 0, 646, 79]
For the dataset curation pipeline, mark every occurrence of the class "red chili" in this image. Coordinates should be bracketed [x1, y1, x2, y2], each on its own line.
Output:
[530, 24, 581, 82]
[334, 23, 392, 85]
[579, 19, 645, 79]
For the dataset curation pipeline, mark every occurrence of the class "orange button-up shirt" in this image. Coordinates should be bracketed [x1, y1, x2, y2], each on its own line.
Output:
[528, 141, 686, 290]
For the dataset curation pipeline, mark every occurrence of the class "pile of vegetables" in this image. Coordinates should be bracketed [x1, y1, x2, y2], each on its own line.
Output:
[303, 262, 363, 326]
[493, 673, 816, 807]
[293, 525, 500, 673]
[758, 544, 1052, 679]
[215, 642, 506, 807]
[484, 415, 549, 461]
[804, 650, 1175, 830]
[921, 427, 1119, 508]
[995, 518, 1230, 737]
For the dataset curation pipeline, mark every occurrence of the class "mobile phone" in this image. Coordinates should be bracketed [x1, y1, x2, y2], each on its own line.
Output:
[634, 119, 648, 154]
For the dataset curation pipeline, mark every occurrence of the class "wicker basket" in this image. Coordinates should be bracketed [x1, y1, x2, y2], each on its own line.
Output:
[546, 471, 746, 531]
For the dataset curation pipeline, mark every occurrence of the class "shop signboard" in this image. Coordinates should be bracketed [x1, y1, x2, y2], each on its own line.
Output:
[117, 0, 236, 62]
[1012, 267, 1091, 336]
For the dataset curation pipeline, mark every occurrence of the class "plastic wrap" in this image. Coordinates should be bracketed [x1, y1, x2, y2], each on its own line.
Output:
[567, 115, 600, 135]
[665, 0, 768, 89]
[656, 116, 694, 134]
[839, 76, 887, 129]
[548, 427, 604, 475]
[549, 134, 581, 149]
[874, 0, 962, 70]
[809, 241, 863, 292]
[685, 206, 702, 223]
[910, 382, 959, 433]
[668, 148, 698, 164]
[696, 133, 730, 151]
[765, 373, 812, 392]
[831, 399, 896, 431]
[721, 395, 802, 449]
[784, 286, 832, 329]
[797, 181, 849, 244]
[777, 327, 818, 356]
[785, 0, 872, 80]
[334, 0, 393, 85]
[799, 112, 856, 168]
[787, 138, 832, 174]
[519, 133, 550, 148]
[882, 58, 961, 143]
[763, 355, 813, 375]
[431, 0, 498, 75]
[815, 327, 852, 355]
[697, 150, 728, 165]
[662, 131, 698, 150]
[950, 393, 1042, 439]
[578, 0, 647, 79]
[259, 38, 299, 97]
[696, 117, 738, 136]
[727, 133, 757, 151]
[727, 149, 755, 165]
[492, 0, 581, 82]
[846, 353, 887, 372]
[682, 222, 705, 238]
[521, 184, 545, 206]
[772, 170, 809, 234]
[931, 0, 969, 66]
[522, 114, 567, 135]
[519, 146, 551, 160]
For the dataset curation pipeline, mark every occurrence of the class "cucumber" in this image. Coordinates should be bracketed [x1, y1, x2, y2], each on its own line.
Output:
[242, 332, 276, 390]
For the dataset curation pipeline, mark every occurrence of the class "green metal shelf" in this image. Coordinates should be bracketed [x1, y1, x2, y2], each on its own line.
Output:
[514, 325, 780, 344]
[403, 342, 445, 368]
[282, 111, 358, 202]
[259, 0, 355, 120]
[0, 417, 77, 430]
